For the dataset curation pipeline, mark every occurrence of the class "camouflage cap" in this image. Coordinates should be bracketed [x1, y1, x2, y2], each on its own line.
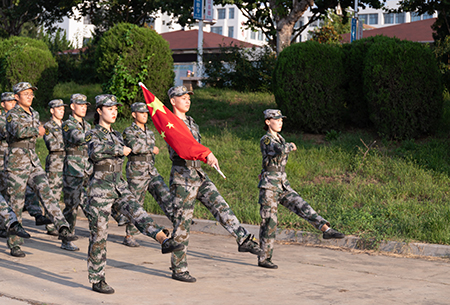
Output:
[131, 102, 149, 113]
[13, 82, 37, 94]
[1, 92, 15, 102]
[70, 93, 90, 105]
[95, 94, 122, 108]
[263, 109, 286, 120]
[48, 99, 68, 108]
[168, 86, 193, 99]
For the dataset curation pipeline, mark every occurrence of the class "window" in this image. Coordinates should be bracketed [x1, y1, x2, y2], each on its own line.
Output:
[359, 14, 368, 24]
[295, 18, 304, 28]
[423, 12, 433, 19]
[384, 13, 394, 24]
[250, 31, 256, 40]
[396, 13, 405, 24]
[211, 26, 223, 35]
[228, 26, 234, 38]
[218, 8, 226, 19]
[83, 15, 91, 25]
[229, 8, 235, 19]
[369, 14, 378, 25]
[258, 30, 263, 41]
[411, 12, 421, 22]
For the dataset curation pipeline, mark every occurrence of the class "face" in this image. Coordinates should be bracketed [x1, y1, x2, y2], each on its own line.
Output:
[50, 106, 65, 121]
[15, 89, 34, 108]
[266, 118, 283, 133]
[98, 105, 118, 125]
[170, 94, 191, 114]
[71, 103, 88, 118]
[132, 111, 148, 125]
[1, 99, 16, 112]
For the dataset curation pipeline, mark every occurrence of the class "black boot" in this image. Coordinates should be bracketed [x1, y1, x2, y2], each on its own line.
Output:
[92, 280, 115, 294]
[35, 215, 52, 226]
[161, 237, 184, 254]
[8, 222, 31, 239]
[58, 227, 78, 242]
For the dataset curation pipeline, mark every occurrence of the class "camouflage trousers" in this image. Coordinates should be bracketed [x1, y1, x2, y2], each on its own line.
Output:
[86, 186, 164, 284]
[171, 180, 249, 273]
[126, 175, 174, 236]
[63, 175, 89, 234]
[258, 188, 329, 263]
[0, 170, 7, 231]
[0, 194, 17, 229]
[6, 165, 69, 248]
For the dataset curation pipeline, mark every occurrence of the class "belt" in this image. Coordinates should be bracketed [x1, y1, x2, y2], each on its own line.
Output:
[94, 163, 122, 172]
[49, 151, 65, 156]
[66, 150, 88, 157]
[9, 141, 35, 149]
[128, 154, 153, 162]
[264, 165, 285, 173]
[172, 159, 202, 168]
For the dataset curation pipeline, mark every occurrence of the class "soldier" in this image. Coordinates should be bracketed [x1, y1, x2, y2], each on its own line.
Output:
[61, 93, 92, 251]
[121, 102, 174, 247]
[5, 82, 77, 257]
[85, 94, 184, 294]
[257, 109, 345, 269]
[167, 86, 263, 283]
[0, 194, 31, 245]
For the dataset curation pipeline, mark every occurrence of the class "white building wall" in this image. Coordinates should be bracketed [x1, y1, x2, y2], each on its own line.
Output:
[57, 10, 95, 49]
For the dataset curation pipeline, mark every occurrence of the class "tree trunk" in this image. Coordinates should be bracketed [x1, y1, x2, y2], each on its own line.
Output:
[276, 21, 295, 55]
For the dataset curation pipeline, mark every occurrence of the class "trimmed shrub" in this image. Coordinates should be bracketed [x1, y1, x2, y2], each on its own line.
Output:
[0, 41, 58, 108]
[96, 23, 174, 115]
[272, 41, 345, 133]
[364, 39, 443, 139]
[203, 45, 276, 92]
[0, 36, 48, 57]
[344, 35, 401, 127]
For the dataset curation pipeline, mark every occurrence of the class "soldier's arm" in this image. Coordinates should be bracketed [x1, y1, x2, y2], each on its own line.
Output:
[122, 128, 141, 154]
[43, 127, 59, 152]
[65, 122, 87, 146]
[87, 132, 124, 163]
[7, 113, 39, 139]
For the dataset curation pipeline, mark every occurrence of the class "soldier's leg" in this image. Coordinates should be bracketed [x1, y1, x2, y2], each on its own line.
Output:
[124, 177, 147, 238]
[196, 180, 248, 243]
[86, 195, 113, 284]
[0, 170, 7, 236]
[148, 175, 174, 223]
[45, 171, 63, 234]
[24, 185, 43, 217]
[171, 184, 198, 274]
[5, 169, 28, 249]
[279, 189, 329, 231]
[0, 195, 18, 230]
[63, 175, 85, 233]
[27, 166, 70, 231]
[258, 189, 279, 263]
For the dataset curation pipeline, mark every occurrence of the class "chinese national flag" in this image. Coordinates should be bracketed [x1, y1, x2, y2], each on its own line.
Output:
[139, 83, 211, 163]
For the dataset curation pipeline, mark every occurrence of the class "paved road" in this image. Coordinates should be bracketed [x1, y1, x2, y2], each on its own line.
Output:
[1, 215, 449, 305]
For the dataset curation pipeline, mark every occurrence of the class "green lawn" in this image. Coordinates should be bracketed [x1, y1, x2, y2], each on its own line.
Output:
[33, 84, 450, 248]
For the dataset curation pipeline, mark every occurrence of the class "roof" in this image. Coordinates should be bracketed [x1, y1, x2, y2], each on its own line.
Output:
[160, 29, 258, 51]
[341, 18, 436, 43]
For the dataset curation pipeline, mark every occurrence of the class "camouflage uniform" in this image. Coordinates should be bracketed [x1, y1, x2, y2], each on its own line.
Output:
[0, 193, 18, 229]
[5, 90, 70, 249]
[123, 104, 174, 237]
[257, 109, 329, 264]
[62, 94, 92, 234]
[0, 94, 12, 234]
[169, 115, 252, 274]
[85, 95, 168, 284]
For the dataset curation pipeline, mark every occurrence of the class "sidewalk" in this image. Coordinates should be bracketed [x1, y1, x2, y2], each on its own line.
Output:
[1, 214, 450, 305]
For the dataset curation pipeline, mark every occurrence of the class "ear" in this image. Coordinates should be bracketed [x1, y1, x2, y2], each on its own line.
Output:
[265, 119, 271, 126]
[70, 103, 75, 111]
[131, 112, 137, 119]
[14, 94, 19, 101]
[170, 97, 176, 106]
[96, 107, 102, 116]
[50, 108, 55, 115]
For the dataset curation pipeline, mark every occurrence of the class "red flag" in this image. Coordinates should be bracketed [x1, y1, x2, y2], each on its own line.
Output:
[139, 83, 211, 163]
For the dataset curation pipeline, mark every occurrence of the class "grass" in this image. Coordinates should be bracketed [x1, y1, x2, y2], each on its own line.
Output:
[33, 84, 450, 247]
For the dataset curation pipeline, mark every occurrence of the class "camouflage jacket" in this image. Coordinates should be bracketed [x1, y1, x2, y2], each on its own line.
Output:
[123, 122, 158, 179]
[62, 115, 92, 177]
[5, 104, 41, 168]
[168, 115, 209, 187]
[43, 119, 65, 173]
[258, 132, 295, 191]
[0, 112, 8, 168]
[87, 125, 128, 195]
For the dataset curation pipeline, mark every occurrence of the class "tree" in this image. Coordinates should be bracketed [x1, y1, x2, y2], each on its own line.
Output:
[0, 0, 78, 37]
[310, 10, 351, 44]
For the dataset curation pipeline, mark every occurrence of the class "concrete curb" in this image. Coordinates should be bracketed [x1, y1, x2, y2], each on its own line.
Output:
[148, 214, 450, 259]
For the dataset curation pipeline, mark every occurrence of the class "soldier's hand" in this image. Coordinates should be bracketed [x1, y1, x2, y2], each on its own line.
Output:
[153, 146, 159, 155]
[206, 152, 219, 169]
[38, 126, 45, 137]
[291, 143, 297, 151]
[123, 146, 132, 156]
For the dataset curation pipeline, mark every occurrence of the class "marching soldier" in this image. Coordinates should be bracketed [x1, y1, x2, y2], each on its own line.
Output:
[5, 82, 76, 257]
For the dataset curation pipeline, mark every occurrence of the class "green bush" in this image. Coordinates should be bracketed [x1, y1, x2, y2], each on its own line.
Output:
[203, 45, 276, 92]
[96, 23, 174, 115]
[364, 39, 443, 139]
[0, 41, 57, 108]
[272, 41, 345, 133]
[344, 35, 400, 127]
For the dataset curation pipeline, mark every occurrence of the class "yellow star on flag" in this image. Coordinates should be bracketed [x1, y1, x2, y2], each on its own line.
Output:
[147, 96, 167, 117]
[160, 131, 166, 138]
[166, 122, 174, 129]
